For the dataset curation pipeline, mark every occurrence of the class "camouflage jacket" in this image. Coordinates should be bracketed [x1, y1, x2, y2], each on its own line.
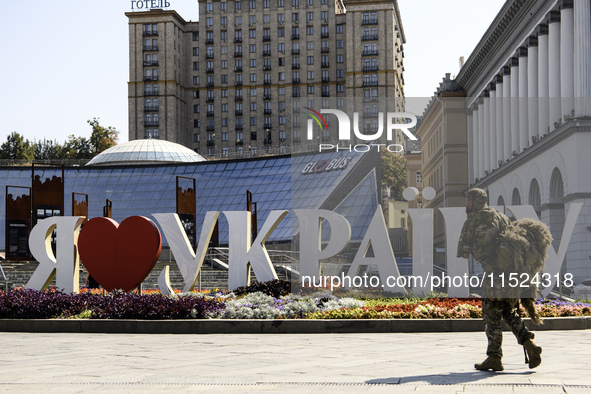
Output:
[457, 207, 511, 272]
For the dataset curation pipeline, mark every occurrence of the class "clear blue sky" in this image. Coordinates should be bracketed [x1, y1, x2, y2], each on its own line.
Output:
[0, 0, 504, 145]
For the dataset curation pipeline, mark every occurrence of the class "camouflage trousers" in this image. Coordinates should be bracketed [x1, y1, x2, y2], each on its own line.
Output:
[482, 298, 535, 358]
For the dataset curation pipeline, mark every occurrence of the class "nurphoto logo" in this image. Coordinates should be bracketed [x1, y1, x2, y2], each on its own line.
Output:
[303, 108, 418, 152]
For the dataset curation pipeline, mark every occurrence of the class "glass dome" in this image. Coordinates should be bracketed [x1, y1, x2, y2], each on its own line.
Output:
[86, 139, 206, 166]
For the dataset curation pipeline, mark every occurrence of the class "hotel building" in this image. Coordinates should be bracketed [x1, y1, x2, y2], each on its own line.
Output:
[126, 0, 406, 157]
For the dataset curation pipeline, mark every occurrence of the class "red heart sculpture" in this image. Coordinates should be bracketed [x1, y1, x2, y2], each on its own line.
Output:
[78, 216, 162, 292]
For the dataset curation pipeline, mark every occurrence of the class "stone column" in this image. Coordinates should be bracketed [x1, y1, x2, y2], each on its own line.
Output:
[478, 97, 485, 179]
[574, 0, 591, 116]
[527, 36, 539, 145]
[537, 24, 549, 136]
[483, 91, 490, 174]
[467, 108, 474, 183]
[561, 0, 574, 118]
[472, 104, 480, 181]
[548, 11, 561, 128]
[517, 47, 529, 151]
[509, 57, 519, 157]
[502, 66, 512, 161]
[495, 75, 504, 165]
[488, 84, 497, 170]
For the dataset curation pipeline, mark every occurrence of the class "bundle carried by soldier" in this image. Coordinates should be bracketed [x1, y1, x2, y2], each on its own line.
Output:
[458, 188, 553, 325]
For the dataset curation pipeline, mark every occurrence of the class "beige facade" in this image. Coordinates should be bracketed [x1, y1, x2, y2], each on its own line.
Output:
[126, 0, 406, 157]
[414, 75, 468, 263]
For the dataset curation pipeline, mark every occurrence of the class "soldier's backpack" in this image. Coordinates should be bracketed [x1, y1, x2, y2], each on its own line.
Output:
[496, 217, 553, 298]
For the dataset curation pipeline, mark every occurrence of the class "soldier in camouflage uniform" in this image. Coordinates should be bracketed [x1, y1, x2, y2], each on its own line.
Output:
[457, 188, 542, 371]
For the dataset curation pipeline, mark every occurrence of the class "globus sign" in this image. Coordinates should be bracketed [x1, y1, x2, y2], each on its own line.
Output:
[301, 157, 352, 174]
[24, 202, 582, 297]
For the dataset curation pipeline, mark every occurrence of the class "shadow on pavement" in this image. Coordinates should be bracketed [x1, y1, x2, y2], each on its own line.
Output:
[366, 370, 536, 385]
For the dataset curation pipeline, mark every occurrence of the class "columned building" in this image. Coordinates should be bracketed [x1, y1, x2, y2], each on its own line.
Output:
[126, 0, 406, 158]
[455, 0, 591, 283]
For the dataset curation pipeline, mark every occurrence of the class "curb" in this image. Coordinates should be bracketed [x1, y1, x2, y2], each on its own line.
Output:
[0, 316, 590, 334]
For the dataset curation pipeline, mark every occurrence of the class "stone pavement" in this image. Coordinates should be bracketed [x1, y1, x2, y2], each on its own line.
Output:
[0, 330, 590, 393]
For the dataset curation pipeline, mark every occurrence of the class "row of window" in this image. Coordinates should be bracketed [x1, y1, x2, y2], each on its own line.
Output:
[205, 0, 330, 13]
[193, 25, 343, 40]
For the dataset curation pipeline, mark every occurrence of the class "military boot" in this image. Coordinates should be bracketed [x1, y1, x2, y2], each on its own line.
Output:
[474, 356, 504, 372]
[523, 339, 542, 369]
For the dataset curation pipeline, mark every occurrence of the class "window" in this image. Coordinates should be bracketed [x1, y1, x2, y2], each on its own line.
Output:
[221, 2, 227, 12]
[307, 26, 313, 35]
[279, 116, 286, 125]
[278, 0, 284, 6]
[278, 27, 285, 37]
[206, 3, 213, 13]
[336, 69, 343, 78]
[337, 98, 344, 107]
[235, 16, 242, 25]
[321, 11, 328, 21]
[206, 17, 213, 27]
[307, 70, 314, 79]
[221, 75, 228, 83]
[221, 46, 228, 54]
[249, 29, 256, 39]
[222, 103, 228, 112]
[250, 59, 256, 68]
[194, 133, 200, 142]
[264, 0, 270, 7]
[222, 131, 229, 140]
[307, 85, 314, 94]
[292, 13, 299, 23]
[193, 47, 199, 56]
[307, 56, 314, 65]
[278, 43, 285, 52]
[279, 87, 286, 95]
[221, 60, 228, 69]
[193, 61, 199, 70]
[249, 0, 256, 9]
[337, 84, 344, 93]
[307, 12, 313, 22]
[193, 76, 200, 85]
[279, 57, 285, 66]
[192, 32, 199, 41]
[249, 15, 256, 25]
[336, 54, 343, 63]
[250, 117, 257, 125]
[193, 104, 200, 113]
[250, 73, 257, 82]
[250, 102, 257, 111]
[221, 17, 227, 27]
[336, 24, 343, 34]
[264, 15, 270, 23]
[250, 44, 256, 53]
[235, 1, 242, 10]
[278, 13, 285, 23]
[307, 41, 314, 50]
[222, 89, 228, 97]
[416, 172, 422, 184]
[293, 0, 299, 6]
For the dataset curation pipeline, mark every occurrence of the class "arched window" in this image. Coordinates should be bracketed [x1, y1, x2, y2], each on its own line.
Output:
[529, 179, 541, 207]
[497, 195, 505, 206]
[511, 188, 521, 205]
[550, 168, 564, 199]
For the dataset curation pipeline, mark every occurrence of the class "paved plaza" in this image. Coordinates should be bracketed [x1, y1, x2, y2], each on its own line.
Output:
[0, 330, 590, 393]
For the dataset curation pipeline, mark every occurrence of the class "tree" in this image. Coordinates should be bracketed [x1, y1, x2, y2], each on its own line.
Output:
[88, 118, 119, 156]
[0, 132, 34, 161]
[381, 150, 408, 201]
[32, 138, 63, 161]
[62, 135, 92, 159]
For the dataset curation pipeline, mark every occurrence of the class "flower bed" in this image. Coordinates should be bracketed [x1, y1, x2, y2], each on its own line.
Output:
[1, 287, 590, 320]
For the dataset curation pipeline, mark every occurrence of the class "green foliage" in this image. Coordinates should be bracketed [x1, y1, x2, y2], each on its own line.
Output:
[62, 135, 92, 160]
[381, 150, 407, 200]
[1, 118, 118, 162]
[0, 132, 34, 161]
[32, 139, 62, 161]
[88, 118, 119, 156]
